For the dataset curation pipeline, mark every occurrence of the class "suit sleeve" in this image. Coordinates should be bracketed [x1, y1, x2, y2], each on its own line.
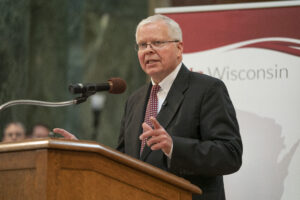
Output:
[169, 80, 243, 177]
[116, 99, 128, 153]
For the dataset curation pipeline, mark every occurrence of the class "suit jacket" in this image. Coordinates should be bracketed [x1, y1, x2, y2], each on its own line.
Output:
[117, 64, 243, 200]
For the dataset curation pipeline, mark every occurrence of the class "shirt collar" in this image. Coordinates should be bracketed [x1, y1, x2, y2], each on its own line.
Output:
[151, 62, 182, 93]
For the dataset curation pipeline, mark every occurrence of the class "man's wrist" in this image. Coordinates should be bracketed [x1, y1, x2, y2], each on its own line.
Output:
[164, 143, 173, 159]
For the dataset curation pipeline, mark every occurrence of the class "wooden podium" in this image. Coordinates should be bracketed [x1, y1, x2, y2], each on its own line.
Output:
[0, 139, 201, 200]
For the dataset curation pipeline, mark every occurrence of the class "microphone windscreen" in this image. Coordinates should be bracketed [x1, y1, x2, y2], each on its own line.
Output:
[108, 78, 127, 94]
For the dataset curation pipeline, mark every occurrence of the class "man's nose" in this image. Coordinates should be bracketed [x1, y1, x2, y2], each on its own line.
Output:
[11, 134, 17, 140]
[144, 44, 155, 52]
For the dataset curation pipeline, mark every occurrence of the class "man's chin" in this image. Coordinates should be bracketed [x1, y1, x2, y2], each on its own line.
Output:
[147, 71, 168, 83]
[145, 70, 160, 77]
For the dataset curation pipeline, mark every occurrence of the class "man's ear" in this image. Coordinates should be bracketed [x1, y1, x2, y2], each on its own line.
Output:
[177, 41, 184, 57]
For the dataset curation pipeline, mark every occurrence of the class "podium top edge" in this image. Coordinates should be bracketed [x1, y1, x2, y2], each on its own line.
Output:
[0, 138, 202, 194]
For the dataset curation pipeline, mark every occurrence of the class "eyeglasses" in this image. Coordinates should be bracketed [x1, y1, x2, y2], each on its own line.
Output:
[135, 40, 179, 51]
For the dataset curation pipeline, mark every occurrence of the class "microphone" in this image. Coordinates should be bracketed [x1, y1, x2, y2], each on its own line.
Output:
[69, 78, 126, 94]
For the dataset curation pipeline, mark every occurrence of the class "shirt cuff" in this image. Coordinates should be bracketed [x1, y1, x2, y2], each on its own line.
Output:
[164, 142, 173, 159]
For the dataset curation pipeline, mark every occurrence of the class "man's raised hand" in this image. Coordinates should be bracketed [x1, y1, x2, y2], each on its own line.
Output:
[139, 117, 173, 155]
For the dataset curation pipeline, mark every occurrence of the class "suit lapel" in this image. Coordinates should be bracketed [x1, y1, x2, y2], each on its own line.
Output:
[141, 65, 190, 161]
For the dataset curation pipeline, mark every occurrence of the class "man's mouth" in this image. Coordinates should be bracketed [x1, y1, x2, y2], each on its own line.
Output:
[146, 60, 159, 65]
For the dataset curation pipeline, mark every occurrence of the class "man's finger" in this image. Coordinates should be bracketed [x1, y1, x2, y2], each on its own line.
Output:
[139, 128, 161, 140]
[140, 123, 151, 140]
[52, 128, 78, 140]
[146, 133, 167, 146]
[142, 122, 152, 132]
[150, 117, 161, 129]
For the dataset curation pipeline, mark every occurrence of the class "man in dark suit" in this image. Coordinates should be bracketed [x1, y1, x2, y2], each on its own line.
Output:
[54, 14, 242, 200]
[116, 14, 242, 200]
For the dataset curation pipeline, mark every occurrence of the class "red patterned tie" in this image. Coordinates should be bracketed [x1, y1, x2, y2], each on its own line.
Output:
[140, 84, 160, 156]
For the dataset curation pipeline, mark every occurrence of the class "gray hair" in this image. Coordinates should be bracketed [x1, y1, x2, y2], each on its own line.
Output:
[136, 14, 183, 42]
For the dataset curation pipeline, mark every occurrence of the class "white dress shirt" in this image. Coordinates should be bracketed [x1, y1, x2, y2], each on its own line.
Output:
[151, 62, 182, 112]
[151, 62, 182, 159]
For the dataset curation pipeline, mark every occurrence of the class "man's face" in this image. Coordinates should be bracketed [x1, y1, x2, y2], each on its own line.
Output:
[136, 21, 183, 83]
[32, 126, 50, 138]
[3, 124, 26, 142]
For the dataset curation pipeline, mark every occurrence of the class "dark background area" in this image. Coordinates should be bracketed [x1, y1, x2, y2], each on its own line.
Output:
[0, 0, 279, 147]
